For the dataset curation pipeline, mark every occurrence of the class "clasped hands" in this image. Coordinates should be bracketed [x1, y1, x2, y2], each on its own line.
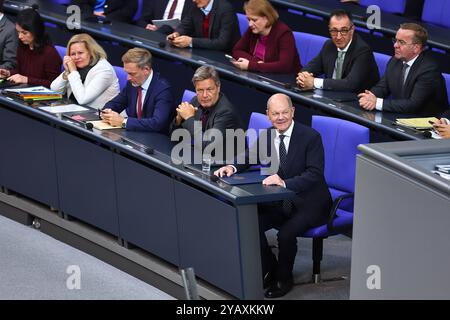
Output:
[100, 108, 124, 127]
[63, 56, 78, 74]
[214, 166, 285, 187]
[166, 32, 192, 48]
[357, 90, 377, 110]
[0, 69, 28, 84]
[175, 102, 196, 125]
[296, 71, 315, 90]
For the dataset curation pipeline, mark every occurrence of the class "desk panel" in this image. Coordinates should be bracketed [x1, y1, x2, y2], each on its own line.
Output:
[174, 180, 263, 299]
[114, 154, 179, 265]
[0, 106, 59, 208]
[54, 130, 119, 235]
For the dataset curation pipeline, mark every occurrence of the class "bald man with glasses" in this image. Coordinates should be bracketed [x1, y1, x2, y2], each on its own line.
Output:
[296, 9, 379, 93]
[358, 23, 448, 116]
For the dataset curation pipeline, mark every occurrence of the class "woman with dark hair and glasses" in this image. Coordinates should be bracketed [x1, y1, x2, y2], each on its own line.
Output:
[0, 5, 61, 87]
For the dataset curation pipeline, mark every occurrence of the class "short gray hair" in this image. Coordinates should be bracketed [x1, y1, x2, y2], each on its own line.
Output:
[192, 65, 221, 87]
[267, 93, 293, 110]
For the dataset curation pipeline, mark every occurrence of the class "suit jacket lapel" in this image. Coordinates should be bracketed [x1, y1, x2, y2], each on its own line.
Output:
[342, 37, 357, 76]
[403, 53, 423, 95]
[284, 124, 299, 177]
[208, 1, 217, 36]
[327, 49, 338, 78]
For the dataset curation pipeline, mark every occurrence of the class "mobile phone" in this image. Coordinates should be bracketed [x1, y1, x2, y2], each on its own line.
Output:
[225, 54, 236, 62]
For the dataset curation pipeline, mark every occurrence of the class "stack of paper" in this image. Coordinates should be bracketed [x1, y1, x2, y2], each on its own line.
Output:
[3, 86, 62, 102]
[395, 117, 439, 129]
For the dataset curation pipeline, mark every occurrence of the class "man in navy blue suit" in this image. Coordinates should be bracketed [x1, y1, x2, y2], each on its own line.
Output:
[101, 48, 174, 132]
[215, 93, 332, 298]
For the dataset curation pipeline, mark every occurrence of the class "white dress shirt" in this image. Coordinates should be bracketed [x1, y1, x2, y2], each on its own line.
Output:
[314, 39, 353, 89]
[375, 54, 420, 111]
[163, 0, 186, 20]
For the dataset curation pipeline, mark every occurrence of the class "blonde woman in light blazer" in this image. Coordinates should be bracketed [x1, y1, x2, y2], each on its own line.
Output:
[51, 33, 120, 110]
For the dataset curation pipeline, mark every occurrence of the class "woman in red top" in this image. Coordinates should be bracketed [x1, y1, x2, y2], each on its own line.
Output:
[231, 0, 301, 74]
[0, 6, 61, 87]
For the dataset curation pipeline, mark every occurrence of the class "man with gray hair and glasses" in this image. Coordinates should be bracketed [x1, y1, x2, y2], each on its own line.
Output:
[358, 23, 448, 116]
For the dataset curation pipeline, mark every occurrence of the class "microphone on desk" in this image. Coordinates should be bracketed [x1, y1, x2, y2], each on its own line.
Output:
[62, 114, 93, 130]
[256, 75, 293, 90]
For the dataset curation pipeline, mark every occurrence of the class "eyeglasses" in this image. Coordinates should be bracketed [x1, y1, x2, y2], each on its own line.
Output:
[329, 25, 353, 36]
[392, 38, 417, 46]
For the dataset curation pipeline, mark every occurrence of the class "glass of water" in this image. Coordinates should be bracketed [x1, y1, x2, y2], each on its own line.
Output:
[202, 153, 212, 173]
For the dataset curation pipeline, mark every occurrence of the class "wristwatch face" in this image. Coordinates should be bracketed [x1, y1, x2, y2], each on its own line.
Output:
[121, 121, 126, 128]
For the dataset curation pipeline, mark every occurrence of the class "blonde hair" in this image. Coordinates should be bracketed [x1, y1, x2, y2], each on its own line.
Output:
[67, 33, 106, 66]
[122, 47, 152, 69]
[244, 0, 279, 27]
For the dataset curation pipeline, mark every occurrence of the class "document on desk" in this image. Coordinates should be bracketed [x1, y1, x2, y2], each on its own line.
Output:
[395, 117, 438, 129]
[152, 18, 180, 28]
[87, 120, 121, 130]
[39, 104, 89, 114]
[220, 170, 269, 185]
[4, 86, 56, 94]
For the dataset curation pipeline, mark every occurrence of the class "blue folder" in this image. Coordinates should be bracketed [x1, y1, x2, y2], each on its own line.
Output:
[220, 170, 269, 185]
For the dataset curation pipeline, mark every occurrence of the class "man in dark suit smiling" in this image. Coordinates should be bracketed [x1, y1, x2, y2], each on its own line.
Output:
[215, 93, 332, 298]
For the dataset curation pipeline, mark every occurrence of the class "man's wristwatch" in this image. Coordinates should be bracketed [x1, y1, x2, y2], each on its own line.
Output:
[121, 118, 127, 129]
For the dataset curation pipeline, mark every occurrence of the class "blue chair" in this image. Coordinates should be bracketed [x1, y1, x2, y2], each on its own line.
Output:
[373, 52, 391, 77]
[422, 0, 450, 28]
[237, 13, 249, 36]
[300, 116, 369, 283]
[50, 0, 71, 4]
[55, 45, 66, 60]
[247, 112, 271, 148]
[293, 32, 328, 67]
[132, 0, 143, 22]
[55, 45, 66, 72]
[443, 73, 450, 106]
[359, 0, 406, 14]
[113, 66, 127, 91]
[181, 89, 196, 103]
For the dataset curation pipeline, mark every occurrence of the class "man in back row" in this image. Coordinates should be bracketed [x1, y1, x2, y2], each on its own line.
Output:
[136, 0, 194, 34]
[0, 0, 17, 70]
[166, 0, 240, 52]
[296, 9, 379, 93]
[358, 23, 448, 116]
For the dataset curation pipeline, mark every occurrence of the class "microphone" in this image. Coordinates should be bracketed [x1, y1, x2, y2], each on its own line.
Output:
[257, 75, 292, 89]
[62, 114, 93, 130]
[144, 147, 154, 155]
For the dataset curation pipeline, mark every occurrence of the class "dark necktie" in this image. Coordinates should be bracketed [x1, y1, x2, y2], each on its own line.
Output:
[200, 108, 209, 131]
[400, 63, 410, 96]
[279, 135, 293, 216]
[167, 0, 178, 19]
[137, 86, 142, 119]
[279, 134, 288, 176]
